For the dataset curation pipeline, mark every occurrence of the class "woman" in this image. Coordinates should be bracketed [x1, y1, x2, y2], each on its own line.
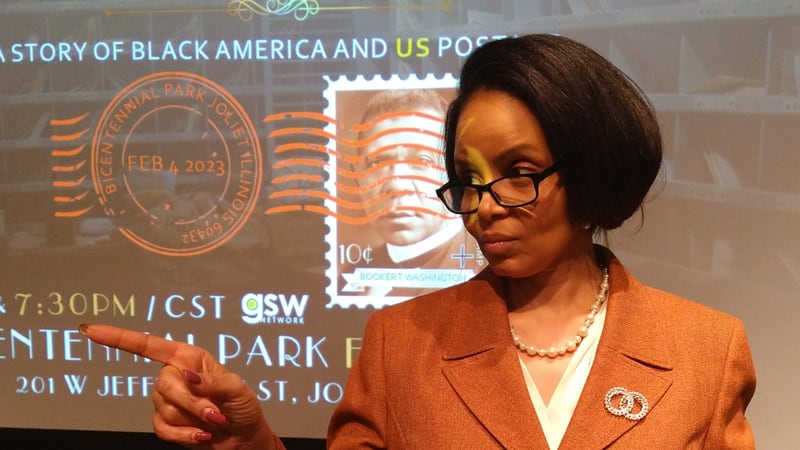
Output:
[81, 34, 756, 449]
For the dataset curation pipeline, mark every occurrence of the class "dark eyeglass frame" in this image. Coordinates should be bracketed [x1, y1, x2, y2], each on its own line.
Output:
[436, 164, 560, 214]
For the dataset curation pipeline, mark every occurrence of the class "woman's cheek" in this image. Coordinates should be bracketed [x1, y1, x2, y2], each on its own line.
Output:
[463, 213, 480, 237]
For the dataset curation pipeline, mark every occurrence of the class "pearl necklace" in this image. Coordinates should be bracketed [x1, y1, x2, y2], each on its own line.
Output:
[509, 267, 609, 358]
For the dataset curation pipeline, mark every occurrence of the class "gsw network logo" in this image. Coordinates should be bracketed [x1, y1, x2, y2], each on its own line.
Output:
[241, 293, 308, 325]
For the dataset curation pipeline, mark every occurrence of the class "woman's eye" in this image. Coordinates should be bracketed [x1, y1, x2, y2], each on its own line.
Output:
[510, 166, 536, 176]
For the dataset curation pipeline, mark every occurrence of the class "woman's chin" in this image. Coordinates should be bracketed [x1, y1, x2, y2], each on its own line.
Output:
[486, 260, 523, 278]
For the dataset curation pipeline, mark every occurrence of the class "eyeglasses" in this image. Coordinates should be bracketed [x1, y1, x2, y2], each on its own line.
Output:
[436, 164, 560, 214]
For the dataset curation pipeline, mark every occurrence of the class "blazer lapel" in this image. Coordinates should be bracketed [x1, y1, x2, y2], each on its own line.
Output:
[439, 272, 550, 450]
[560, 258, 674, 450]
[436, 253, 675, 450]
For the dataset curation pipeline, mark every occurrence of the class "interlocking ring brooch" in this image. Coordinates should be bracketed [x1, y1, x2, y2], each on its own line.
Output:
[604, 386, 649, 421]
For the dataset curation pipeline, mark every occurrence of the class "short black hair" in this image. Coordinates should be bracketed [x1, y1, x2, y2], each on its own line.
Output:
[444, 34, 662, 231]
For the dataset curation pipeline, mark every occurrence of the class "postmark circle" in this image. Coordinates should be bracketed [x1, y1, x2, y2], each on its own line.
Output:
[90, 71, 262, 256]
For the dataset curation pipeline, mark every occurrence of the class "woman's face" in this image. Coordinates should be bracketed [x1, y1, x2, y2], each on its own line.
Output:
[453, 89, 587, 278]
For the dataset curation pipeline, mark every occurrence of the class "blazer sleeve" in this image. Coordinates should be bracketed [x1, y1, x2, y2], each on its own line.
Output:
[706, 318, 757, 449]
[327, 311, 391, 449]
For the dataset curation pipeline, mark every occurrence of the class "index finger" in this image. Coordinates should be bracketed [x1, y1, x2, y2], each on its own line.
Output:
[79, 323, 179, 364]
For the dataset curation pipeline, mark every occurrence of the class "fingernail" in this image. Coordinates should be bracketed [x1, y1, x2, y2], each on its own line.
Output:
[182, 369, 201, 384]
[205, 409, 227, 426]
[78, 324, 89, 336]
[194, 431, 212, 442]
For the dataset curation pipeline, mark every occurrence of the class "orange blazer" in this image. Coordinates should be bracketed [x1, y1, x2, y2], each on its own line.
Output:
[327, 249, 756, 449]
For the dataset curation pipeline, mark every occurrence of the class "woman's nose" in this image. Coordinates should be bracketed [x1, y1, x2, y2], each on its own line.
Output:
[476, 188, 507, 219]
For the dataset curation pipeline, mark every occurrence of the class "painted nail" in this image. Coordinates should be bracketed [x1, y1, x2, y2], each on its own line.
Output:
[182, 369, 201, 384]
[206, 409, 227, 425]
[194, 431, 212, 442]
[78, 324, 89, 336]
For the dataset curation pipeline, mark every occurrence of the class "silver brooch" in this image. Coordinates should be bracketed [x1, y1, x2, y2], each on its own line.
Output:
[604, 386, 649, 421]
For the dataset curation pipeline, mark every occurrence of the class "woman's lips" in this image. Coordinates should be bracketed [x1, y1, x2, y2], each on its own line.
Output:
[481, 232, 515, 243]
[480, 234, 517, 256]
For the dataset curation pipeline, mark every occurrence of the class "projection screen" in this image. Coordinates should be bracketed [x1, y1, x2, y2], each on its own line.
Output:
[0, 1, 798, 447]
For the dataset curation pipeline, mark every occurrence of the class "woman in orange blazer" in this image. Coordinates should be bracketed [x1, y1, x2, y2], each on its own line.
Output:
[328, 247, 756, 449]
[81, 34, 756, 449]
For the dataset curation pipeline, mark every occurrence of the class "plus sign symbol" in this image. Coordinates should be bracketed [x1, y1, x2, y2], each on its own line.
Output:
[450, 244, 476, 269]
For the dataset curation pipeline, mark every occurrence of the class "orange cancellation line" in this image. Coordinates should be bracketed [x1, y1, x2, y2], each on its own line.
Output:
[271, 142, 361, 165]
[263, 111, 334, 123]
[264, 205, 303, 215]
[274, 142, 333, 155]
[53, 191, 90, 203]
[54, 206, 94, 218]
[53, 176, 87, 188]
[272, 158, 327, 169]
[270, 189, 306, 198]
[50, 113, 90, 126]
[51, 145, 86, 157]
[352, 110, 444, 132]
[52, 160, 87, 172]
[272, 142, 328, 153]
[269, 127, 334, 141]
[339, 154, 361, 165]
[51, 128, 90, 142]
[272, 174, 324, 184]
[333, 184, 364, 195]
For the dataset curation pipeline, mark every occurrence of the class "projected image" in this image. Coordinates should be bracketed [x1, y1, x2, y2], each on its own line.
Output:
[0, 1, 797, 446]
